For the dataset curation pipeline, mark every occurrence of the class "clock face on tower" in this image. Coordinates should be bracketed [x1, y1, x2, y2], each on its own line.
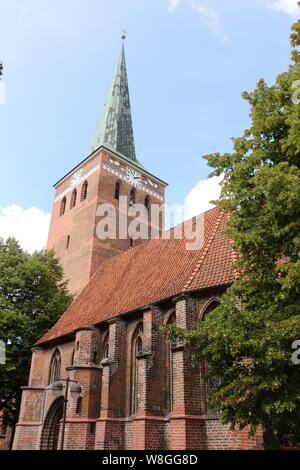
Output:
[126, 167, 142, 188]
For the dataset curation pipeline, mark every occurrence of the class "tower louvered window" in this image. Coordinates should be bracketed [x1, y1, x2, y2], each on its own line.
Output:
[70, 189, 77, 209]
[115, 182, 120, 200]
[144, 196, 150, 211]
[60, 197, 66, 216]
[130, 188, 136, 206]
[81, 181, 88, 201]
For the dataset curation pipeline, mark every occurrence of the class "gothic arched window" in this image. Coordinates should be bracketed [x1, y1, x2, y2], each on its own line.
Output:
[76, 396, 82, 415]
[103, 343, 109, 359]
[71, 348, 75, 366]
[201, 299, 220, 321]
[207, 365, 222, 398]
[166, 313, 175, 413]
[200, 299, 221, 413]
[115, 181, 120, 200]
[130, 188, 136, 206]
[81, 181, 88, 201]
[70, 189, 77, 209]
[49, 349, 61, 384]
[130, 323, 143, 415]
[101, 333, 109, 361]
[60, 197, 66, 217]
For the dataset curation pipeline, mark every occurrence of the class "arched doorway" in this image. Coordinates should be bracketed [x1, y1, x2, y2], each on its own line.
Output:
[40, 396, 64, 450]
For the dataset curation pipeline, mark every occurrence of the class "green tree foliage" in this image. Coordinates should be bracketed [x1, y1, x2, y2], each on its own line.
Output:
[0, 238, 72, 427]
[167, 15, 300, 449]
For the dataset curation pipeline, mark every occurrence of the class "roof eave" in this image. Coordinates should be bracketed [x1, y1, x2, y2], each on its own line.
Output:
[53, 145, 168, 189]
[36, 282, 233, 348]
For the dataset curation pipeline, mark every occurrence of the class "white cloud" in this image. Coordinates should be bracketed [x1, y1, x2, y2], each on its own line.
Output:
[0, 205, 51, 253]
[183, 175, 222, 219]
[270, 0, 299, 14]
[168, 1, 228, 43]
[0, 183, 222, 253]
[192, 3, 229, 43]
[167, 175, 222, 230]
[168, 0, 181, 12]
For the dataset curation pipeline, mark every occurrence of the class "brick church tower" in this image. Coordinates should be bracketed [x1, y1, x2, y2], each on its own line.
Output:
[13, 41, 264, 453]
[47, 42, 167, 297]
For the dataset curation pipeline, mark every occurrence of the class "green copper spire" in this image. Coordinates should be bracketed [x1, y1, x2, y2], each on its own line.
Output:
[91, 43, 138, 164]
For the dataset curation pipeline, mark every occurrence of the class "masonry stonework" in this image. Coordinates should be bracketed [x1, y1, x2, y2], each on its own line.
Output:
[13, 292, 263, 450]
[13, 44, 263, 452]
[47, 149, 166, 297]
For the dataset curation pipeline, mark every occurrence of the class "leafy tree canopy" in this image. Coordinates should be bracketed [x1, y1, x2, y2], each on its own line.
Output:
[168, 12, 300, 449]
[0, 238, 72, 427]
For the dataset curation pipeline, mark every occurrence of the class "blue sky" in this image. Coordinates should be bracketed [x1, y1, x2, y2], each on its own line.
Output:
[0, 0, 299, 250]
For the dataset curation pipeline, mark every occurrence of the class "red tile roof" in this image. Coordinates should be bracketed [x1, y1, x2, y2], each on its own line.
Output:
[38, 208, 235, 345]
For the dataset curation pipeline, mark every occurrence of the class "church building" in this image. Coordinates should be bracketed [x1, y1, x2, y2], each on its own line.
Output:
[13, 43, 262, 450]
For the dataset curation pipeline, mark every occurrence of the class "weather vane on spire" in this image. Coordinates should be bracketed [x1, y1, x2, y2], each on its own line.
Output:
[121, 30, 127, 40]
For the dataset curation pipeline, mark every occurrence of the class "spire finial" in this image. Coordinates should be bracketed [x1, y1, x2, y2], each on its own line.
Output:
[121, 29, 127, 41]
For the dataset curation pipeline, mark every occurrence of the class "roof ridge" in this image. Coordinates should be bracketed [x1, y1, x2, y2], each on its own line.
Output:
[37, 208, 235, 345]
[56, 209, 220, 328]
[182, 210, 226, 291]
[164, 206, 219, 237]
[90, 208, 222, 279]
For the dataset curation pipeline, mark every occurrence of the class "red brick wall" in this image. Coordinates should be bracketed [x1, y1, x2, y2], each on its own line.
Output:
[47, 153, 101, 297]
[14, 290, 263, 450]
[47, 148, 166, 297]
